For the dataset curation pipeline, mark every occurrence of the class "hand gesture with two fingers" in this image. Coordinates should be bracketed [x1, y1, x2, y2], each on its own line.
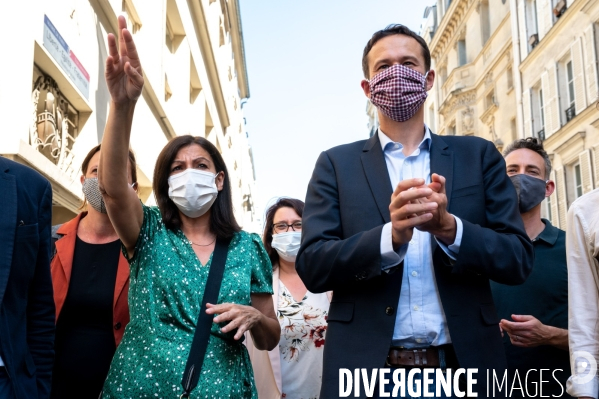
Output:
[105, 16, 144, 104]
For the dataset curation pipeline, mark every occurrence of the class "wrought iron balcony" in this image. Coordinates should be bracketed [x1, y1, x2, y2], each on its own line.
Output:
[553, 0, 567, 18]
[537, 129, 545, 142]
[565, 105, 576, 123]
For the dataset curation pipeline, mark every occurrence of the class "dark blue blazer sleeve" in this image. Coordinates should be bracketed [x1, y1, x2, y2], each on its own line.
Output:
[296, 151, 385, 293]
[450, 141, 534, 285]
[27, 181, 55, 399]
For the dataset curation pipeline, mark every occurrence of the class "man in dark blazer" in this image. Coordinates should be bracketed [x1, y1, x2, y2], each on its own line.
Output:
[0, 156, 55, 399]
[296, 24, 534, 398]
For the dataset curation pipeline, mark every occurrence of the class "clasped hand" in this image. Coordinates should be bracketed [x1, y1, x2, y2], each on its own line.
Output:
[389, 173, 456, 249]
[206, 303, 262, 340]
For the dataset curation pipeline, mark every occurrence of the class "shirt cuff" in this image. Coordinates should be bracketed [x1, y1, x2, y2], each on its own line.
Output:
[380, 222, 407, 270]
[434, 215, 463, 261]
[566, 375, 599, 399]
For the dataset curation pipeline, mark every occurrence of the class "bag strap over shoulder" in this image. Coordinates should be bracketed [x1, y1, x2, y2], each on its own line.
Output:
[180, 236, 232, 398]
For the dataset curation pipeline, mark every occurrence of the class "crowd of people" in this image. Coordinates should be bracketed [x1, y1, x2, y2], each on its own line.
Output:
[0, 16, 598, 399]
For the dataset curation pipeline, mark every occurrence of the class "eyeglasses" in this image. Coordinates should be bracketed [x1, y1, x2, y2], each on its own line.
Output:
[272, 222, 302, 234]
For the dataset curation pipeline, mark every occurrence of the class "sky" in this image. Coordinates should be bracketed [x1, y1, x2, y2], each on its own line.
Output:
[240, 1, 427, 226]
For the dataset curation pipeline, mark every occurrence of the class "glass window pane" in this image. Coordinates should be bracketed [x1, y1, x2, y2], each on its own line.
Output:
[575, 164, 582, 198]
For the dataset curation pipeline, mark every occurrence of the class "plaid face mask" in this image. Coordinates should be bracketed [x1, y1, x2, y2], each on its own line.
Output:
[368, 64, 429, 122]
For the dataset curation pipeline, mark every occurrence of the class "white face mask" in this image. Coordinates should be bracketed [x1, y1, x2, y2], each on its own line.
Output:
[271, 231, 302, 262]
[168, 169, 218, 218]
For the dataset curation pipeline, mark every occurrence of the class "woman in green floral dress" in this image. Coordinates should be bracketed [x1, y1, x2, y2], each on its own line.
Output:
[97, 16, 280, 398]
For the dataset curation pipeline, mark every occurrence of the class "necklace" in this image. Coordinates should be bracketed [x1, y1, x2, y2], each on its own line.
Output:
[188, 237, 216, 247]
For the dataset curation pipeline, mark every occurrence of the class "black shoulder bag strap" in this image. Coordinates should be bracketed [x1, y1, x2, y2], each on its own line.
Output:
[180, 236, 232, 398]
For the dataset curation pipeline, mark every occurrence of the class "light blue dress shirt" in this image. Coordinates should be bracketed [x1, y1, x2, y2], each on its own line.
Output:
[378, 127, 463, 348]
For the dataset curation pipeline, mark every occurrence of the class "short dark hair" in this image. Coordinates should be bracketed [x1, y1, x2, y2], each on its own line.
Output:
[503, 137, 552, 179]
[153, 135, 241, 238]
[262, 197, 305, 269]
[362, 24, 431, 79]
[81, 144, 137, 209]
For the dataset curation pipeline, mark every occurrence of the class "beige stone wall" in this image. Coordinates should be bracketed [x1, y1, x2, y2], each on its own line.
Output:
[0, 0, 259, 231]
[425, 0, 517, 152]
[422, 0, 599, 229]
[517, 0, 598, 228]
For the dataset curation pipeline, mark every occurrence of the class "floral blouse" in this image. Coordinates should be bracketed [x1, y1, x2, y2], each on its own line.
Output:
[277, 281, 330, 399]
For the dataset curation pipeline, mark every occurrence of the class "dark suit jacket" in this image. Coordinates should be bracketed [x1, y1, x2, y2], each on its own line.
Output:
[0, 157, 55, 399]
[296, 133, 534, 398]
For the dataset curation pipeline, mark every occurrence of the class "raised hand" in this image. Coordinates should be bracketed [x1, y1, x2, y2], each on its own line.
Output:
[105, 16, 144, 104]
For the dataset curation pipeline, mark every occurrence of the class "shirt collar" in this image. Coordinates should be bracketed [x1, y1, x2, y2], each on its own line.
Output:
[378, 125, 432, 152]
[534, 219, 560, 246]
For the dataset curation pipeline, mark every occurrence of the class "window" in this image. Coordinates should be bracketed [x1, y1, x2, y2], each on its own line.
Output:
[546, 195, 552, 222]
[485, 90, 496, 110]
[566, 61, 575, 121]
[510, 118, 517, 141]
[526, 0, 540, 50]
[439, 67, 447, 87]
[458, 39, 467, 66]
[506, 66, 513, 90]
[538, 89, 545, 131]
[574, 163, 583, 198]
[429, 104, 436, 132]
[447, 123, 456, 136]
[531, 83, 545, 140]
[480, 0, 491, 45]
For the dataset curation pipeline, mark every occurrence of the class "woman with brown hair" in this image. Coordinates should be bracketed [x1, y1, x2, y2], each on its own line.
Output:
[97, 16, 279, 398]
[50, 144, 137, 399]
[246, 198, 331, 399]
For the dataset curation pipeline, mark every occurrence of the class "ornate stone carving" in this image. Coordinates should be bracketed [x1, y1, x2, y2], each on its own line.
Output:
[462, 107, 474, 132]
[439, 89, 476, 116]
[30, 74, 78, 181]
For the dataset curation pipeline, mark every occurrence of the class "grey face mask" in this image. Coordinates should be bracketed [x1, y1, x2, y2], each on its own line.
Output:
[82, 177, 107, 214]
[509, 174, 547, 213]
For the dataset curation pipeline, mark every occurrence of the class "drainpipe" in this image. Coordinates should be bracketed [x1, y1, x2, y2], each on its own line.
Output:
[510, 0, 525, 139]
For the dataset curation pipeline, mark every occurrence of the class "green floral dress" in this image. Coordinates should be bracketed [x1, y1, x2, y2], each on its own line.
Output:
[102, 205, 273, 399]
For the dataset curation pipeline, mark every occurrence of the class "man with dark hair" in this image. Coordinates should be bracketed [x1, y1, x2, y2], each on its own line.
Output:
[297, 24, 533, 398]
[0, 156, 55, 398]
[491, 138, 571, 398]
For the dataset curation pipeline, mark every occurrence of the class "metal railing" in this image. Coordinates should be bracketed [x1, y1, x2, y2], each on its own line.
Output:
[565, 105, 576, 123]
[537, 129, 545, 141]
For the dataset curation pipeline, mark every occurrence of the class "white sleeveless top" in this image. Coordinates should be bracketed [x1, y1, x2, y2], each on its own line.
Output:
[277, 280, 330, 399]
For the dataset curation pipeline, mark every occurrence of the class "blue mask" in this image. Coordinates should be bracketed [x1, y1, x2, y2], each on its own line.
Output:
[509, 174, 547, 213]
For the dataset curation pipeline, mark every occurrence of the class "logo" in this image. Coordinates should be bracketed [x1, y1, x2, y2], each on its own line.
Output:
[571, 351, 597, 385]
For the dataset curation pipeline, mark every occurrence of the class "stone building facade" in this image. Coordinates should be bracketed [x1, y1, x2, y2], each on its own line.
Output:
[420, 0, 599, 228]
[0, 0, 258, 230]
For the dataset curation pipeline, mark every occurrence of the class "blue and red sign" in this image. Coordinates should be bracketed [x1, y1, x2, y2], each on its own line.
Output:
[43, 15, 90, 99]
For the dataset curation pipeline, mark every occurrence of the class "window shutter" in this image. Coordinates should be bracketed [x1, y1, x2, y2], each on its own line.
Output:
[522, 89, 532, 137]
[583, 25, 598, 106]
[518, 0, 529, 60]
[537, 0, 551, 40]
[549, 170, 559, 225]
[555, 168, 567, 229]
[541, 71, 552, 133]
[579, 149, 594, 194]
[571, 38, 587, 114]
[547, 64, 560, 135]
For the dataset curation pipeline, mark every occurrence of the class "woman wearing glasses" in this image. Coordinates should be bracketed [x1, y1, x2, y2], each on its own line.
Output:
[246, 198, 331, 399]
